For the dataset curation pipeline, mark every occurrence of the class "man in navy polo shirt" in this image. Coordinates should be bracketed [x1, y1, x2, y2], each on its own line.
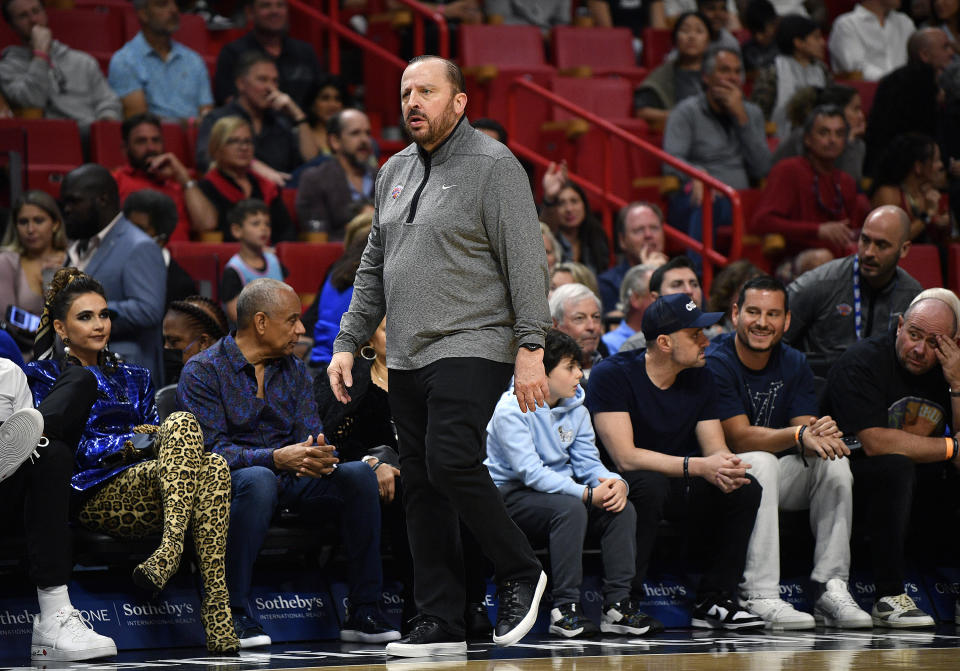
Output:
[587, 292, 763, 631]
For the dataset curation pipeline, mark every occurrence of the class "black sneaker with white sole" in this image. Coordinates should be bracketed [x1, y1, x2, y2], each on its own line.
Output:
[385, 616, 467, 657]
[601, 600, 655, 636]
[340, 604, 401, 643]
[232, 612, 271, 648]
[549, 602, 599, 638]
[691, 595, 764, 630]
[493, 570, 548, 646]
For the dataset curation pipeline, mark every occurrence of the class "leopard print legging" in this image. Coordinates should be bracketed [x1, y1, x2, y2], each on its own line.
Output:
[77, 411, 239, 653]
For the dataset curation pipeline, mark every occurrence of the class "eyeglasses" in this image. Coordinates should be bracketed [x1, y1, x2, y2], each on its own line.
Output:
[225, 137, 254, 147]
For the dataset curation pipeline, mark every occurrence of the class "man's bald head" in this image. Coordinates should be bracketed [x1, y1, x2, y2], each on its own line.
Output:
[864, 205, 911, 243]
[908, 27, 953, 71]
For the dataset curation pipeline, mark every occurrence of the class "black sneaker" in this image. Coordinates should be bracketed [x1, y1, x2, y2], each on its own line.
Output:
[601, 600, 656, 636]
[492, 570, 547, 646]
[233, 613, 271, 648]
[691, 595, 764, 630]
[549, 602, 599, 638]
[341, 604, 401, 643]
[385, 615, 467, 657]
[465, 602, 492, 638]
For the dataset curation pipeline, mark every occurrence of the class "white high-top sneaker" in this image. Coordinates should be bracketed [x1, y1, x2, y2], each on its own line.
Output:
[0, 408, 43, 481]
[31, 607, 117, 661]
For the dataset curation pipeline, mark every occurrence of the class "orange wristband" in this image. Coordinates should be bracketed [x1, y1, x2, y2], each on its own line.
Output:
[946, 437, 954, 460]
[795, 425, 803, 446]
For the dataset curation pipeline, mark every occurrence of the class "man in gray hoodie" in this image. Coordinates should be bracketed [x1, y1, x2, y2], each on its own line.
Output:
[328, 55, 551, 657]
[0, 0, 121, 128]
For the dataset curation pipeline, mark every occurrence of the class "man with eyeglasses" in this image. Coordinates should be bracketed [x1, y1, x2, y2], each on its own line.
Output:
[196, 51, 318, 180]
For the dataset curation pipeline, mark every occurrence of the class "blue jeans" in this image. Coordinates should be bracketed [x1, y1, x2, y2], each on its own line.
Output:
[226, 461, 383, 611]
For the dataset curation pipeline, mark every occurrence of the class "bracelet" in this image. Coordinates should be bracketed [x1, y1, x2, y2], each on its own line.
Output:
[683, 455, 690, 480]
[585, 486, 593, 508]
[797, 424, 807, 448]
[183, 179, 198, 190]
[947, 437, 954, 460]
[293, 117, 309, 125]
[372, 460, 384, 471]
[950, 388, 960, 397]
[953, 436, 959, 460]
[542, 197, 557, 208]
[794, 425, 803, 446]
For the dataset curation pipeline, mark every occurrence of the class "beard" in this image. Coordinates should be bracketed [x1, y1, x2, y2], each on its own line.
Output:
[404, 95, 460, 149]
[129, 150, 158, 174]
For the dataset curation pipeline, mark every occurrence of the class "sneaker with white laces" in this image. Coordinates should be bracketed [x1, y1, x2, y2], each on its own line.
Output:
[0, 408, 43, 482]
[691, 594, 764, 630]
[814, 579, 872, 628]
[740, 596, 815, 630]
[871, 593, 935, 628]
[31, 607, 117, 661]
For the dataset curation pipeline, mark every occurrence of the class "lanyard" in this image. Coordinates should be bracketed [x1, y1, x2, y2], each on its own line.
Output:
[853, 255, 862, 341]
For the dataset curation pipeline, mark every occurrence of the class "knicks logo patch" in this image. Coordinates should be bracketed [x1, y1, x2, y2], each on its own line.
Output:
[835, 303, 853, 316]
[391, 184, 403, 200]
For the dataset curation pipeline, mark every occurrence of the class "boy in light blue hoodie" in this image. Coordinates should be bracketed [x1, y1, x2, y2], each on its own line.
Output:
[485, 329, 653, 639]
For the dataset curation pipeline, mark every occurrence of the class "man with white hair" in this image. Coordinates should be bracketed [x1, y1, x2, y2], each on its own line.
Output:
[603, 264, 658, 355]
[825, 288, 960, 627]
[550, 283, 603, 379]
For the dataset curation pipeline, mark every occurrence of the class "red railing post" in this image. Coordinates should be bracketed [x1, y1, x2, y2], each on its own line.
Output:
[701, 185, 714, 290]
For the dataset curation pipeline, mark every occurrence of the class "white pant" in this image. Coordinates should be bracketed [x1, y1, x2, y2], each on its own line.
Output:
[739, 451, 854, 599]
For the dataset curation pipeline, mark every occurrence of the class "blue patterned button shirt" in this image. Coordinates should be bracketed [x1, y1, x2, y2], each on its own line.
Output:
[178, 335, 322, 482]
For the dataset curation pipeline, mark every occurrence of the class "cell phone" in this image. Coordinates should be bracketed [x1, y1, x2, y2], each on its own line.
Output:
[842, 436, 862, 450]
[5, 305, 40, 333]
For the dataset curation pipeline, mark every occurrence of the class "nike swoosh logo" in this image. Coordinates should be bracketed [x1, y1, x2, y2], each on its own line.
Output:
[442, 184, 457, 189]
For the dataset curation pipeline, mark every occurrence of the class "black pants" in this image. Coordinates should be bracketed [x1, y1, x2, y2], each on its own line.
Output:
[0, 365, 97, 587]
[622, 469, 762, 599]
[848, 453, 960, 598]
[389, 357, 541, 635]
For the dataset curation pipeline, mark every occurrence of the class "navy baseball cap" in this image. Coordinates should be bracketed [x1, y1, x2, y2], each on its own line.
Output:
[641, 293, 724, 340]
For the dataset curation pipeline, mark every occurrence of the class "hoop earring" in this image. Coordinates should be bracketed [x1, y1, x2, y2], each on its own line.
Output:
[360, 345, 377, 361]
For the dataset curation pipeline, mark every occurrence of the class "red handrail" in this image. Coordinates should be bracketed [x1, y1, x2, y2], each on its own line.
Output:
[288, 0, 407, 75]
[505, 77, 744, 290]
[389, 0, 450, 59]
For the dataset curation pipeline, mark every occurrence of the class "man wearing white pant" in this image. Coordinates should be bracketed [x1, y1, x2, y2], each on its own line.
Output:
[706, 276, 872, 630]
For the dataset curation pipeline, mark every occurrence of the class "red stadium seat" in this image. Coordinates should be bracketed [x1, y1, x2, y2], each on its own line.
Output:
[0, 118, 82, 197]
[89, 120, 126, 170]
[641, 28, 673, 70]
[899, 243, 942, 289]
[169, 249, 220, 302]
[551, 26, 647, 84]
[167, 241, 241, 289]
[459, 24, 556, 147]
[276, 241, 345, 308]
[48, 8, 125, 63]
[950, 243, 960, 295]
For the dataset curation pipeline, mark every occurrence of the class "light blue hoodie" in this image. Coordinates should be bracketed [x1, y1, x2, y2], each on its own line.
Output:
[484, 385, 624, 498]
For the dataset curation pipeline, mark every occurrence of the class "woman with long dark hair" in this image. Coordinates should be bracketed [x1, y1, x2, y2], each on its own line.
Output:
[25, 268, 239, 653]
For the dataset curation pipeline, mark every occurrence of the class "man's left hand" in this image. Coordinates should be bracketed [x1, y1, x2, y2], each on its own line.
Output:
[594, 477, 627, 513]
[514, 347, 548, 413]
[146, 152, 189, 184]
[936, 334, 960, 388]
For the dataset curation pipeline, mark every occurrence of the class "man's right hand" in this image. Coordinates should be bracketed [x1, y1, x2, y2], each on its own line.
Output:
[328, 351, 355, 403]
[542, 160, 568, 202]
[31, 25, 52, 54]
[274, 434, 339, 477]
[818, 220, 854, 250]
[146, 152, 190, 184]
[696, 452, 751, 493]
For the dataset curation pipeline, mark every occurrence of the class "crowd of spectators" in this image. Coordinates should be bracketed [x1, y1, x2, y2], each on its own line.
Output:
[2, 0, 960, 663]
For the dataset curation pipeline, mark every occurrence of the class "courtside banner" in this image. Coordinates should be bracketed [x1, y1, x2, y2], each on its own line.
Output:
[922, 567, 960, 622]
[632, 573, 693, 627]
[779, 575, 814, 612]
[248, 570, 340, 642]
[0, 571, 204, 655]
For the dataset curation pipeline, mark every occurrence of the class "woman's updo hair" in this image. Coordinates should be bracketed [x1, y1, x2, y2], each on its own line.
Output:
[35, 267, 114, 365]
[45, 267, 107, 322]
[167, 295, 229, 342]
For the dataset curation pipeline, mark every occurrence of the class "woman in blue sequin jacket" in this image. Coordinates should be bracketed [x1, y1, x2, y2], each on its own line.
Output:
[25, 268, 238, 653]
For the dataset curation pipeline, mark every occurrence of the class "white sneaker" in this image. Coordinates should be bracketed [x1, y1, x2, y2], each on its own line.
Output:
[31, 607, 117, 661]
[740, 597, 815, 630]
[814, 579, 872, 628]
[0, 408, 43, 482]
[871, 594, 935, 628]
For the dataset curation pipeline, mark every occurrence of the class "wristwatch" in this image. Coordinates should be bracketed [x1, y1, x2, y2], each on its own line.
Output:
[519, 342, 543, 352]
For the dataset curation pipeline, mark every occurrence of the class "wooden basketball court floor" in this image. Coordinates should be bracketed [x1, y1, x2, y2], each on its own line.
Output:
[6, 629, 960, 671]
